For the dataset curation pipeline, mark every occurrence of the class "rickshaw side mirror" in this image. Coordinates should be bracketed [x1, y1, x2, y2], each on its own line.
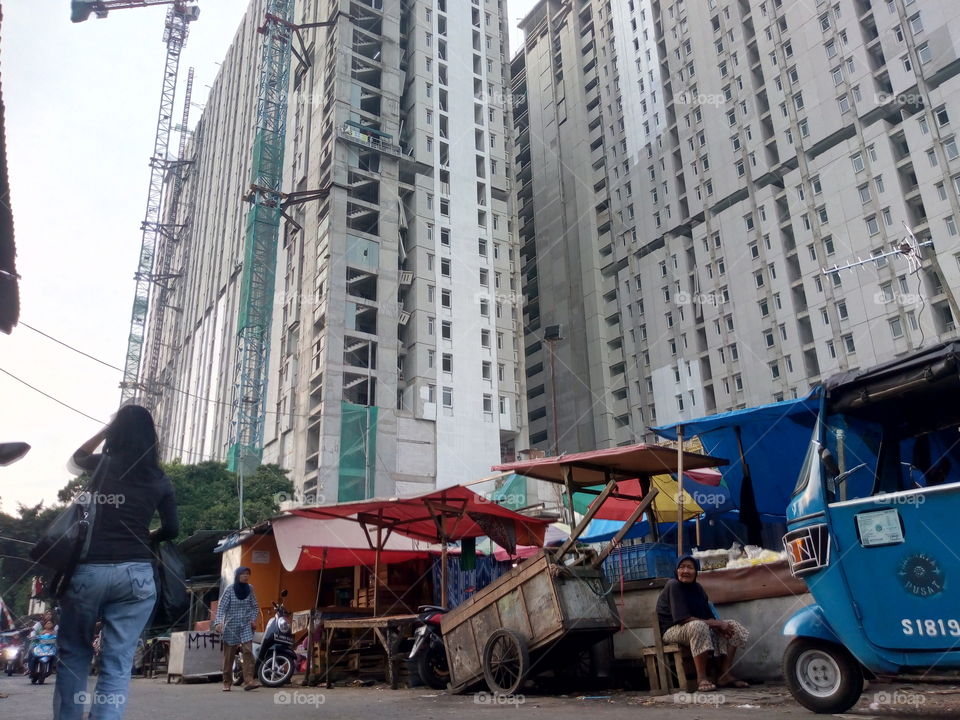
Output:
[280, 589, 288, 598]
[819, 447, 840, 478]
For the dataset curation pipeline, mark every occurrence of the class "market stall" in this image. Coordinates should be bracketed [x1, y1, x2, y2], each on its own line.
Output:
[287, 485, 551, 688]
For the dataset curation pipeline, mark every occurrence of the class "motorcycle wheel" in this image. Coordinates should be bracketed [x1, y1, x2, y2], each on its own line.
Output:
[783, 638, 863, 714]
[258, 651, 295, 687]
[417, 641, 450, 690]
[232, 658, 244, 686]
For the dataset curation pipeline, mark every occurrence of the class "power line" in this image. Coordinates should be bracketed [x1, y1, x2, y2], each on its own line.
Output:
[0, 366, 217, 463]
[19, 320, 309, 419]
[19, 322, 123, 372]
[0, 367, 106, 424]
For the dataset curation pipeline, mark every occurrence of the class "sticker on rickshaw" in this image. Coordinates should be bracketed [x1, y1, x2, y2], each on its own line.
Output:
[855, 509, 904, 547]
[897, 552, 945, 597]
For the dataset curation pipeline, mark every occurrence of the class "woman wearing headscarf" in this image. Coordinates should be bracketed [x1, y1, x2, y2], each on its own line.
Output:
[54, 404, 179, 720]
[213, 567, 259, 691]
[655, 555, 750, 691]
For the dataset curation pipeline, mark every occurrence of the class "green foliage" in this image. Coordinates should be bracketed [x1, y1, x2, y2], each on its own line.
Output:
[0, 462, 292, 617]
[0, 502, 60, 619]
[162, 461, 292, 541]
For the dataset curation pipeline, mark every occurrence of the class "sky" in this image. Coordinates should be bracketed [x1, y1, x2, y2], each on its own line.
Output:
[0, 0, 540, 513]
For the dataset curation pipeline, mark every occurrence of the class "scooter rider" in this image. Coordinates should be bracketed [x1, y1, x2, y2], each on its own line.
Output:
[28, 620, 57, 681]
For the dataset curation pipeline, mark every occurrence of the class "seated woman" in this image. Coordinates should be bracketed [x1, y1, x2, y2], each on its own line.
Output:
[655, 555, 750, 691]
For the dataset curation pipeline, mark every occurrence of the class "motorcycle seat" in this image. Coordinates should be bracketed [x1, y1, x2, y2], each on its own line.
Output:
[417, 605, 448, 613]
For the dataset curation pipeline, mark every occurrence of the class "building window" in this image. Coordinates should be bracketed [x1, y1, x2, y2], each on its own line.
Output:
[843, 334, 856, 354]
[442, 387, 453, 408]
[482, 394, 493, 413]
[442, 320, 452, 340]
[889, 317, 904, 339]
[481, 361, 491, 380]
[944, 136, 959, 160]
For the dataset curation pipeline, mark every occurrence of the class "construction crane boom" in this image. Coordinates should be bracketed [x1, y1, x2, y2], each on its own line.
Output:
[71, 0, 198, 23]
[118, 4, 197, 402]
[228, 0, 296, 476]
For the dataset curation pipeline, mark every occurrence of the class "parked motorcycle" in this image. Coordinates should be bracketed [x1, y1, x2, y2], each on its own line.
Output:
[28, 632, 57, 685]
[408, 604, 448, 690]
[232, 590, 297, 687]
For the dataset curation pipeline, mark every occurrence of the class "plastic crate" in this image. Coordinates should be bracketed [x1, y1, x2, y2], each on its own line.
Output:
[602, 542, 677, 582]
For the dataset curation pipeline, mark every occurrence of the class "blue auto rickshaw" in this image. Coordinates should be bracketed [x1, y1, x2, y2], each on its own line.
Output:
[781, 341, 960, 713]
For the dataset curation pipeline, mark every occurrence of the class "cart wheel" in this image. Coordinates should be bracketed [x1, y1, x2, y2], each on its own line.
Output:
[482, 629, 529, 695]
[783, 638, 863, 714]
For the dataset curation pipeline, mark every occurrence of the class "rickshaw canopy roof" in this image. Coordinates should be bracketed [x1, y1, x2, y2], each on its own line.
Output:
[492, 443, 727, 487]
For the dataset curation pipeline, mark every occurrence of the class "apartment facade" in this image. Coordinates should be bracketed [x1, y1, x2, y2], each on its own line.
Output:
[516, 0, 960, 445]
[147, 0, 527, 502]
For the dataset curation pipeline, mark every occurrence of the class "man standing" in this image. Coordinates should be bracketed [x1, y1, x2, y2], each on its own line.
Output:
[213, 567, 260, 691]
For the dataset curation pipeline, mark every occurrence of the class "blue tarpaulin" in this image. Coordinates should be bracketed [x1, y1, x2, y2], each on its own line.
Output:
[652, 391, 821, 523]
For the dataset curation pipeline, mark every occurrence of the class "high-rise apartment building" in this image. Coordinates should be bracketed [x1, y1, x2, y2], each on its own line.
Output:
[146, 0, 527, 502]
[516, 0, 960, 447]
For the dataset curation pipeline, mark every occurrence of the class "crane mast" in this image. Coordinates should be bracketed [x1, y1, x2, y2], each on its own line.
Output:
[227, 0, 296, 475]
[117, 3, 198, 402]
[143, 67, 195, 402]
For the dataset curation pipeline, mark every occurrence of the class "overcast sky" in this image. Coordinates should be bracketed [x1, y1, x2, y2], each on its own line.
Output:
[0, 1, 539, 512]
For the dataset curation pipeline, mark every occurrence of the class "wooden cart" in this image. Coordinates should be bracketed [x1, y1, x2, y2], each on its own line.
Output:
[441, 549, 619, 694]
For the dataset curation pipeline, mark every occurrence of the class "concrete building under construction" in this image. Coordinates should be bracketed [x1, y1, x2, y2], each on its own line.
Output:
[145, 0, 528, 502]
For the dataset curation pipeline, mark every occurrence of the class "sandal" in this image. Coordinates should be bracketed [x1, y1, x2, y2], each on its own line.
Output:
[222, 686, 231, 692]
[697, 680, 717, 692]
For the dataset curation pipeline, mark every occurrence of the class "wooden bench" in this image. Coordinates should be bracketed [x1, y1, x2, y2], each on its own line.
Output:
[641, 613, 696, 694]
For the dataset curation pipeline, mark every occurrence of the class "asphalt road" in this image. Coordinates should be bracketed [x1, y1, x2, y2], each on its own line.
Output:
[1, 673, 957, 719]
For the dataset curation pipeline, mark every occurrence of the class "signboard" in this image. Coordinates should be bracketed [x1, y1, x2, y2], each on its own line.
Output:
[168, 631, 224, 679]
[252, 550, 271, 564]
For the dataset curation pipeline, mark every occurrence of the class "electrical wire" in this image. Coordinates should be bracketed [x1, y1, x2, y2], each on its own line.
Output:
[19, 322, 124, 372]
[0, 367, 106, 424]
[19, 319, 310, 418]
[0, 365, 217, 463]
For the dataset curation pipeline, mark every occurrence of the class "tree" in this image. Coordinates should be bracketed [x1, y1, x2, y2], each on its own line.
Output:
[0, 462, 292, 616]
[0, 501, 60, 619]
[163, 461, 292, 541]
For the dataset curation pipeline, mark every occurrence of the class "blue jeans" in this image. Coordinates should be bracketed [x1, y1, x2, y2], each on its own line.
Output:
[54, 562, 156, 720]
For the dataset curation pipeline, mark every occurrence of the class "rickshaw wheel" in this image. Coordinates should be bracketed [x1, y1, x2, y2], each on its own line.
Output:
[783, 638, 862, 714]
[482, 629, 529, 696]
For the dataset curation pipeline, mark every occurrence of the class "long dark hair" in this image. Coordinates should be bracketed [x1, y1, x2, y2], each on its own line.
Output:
[103, 404, 160, 473]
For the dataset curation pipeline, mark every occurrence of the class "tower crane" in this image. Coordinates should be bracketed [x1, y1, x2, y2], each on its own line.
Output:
[228, 3, 345, 526]
[72, 1, 199, 404]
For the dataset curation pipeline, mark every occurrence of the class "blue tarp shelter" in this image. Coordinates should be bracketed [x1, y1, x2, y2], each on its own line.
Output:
[652, 390, 821, 544]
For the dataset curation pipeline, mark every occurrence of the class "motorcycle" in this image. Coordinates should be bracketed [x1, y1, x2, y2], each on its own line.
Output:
[408, 604, 449, 690]
[28, 632, 57, 685]
[2, 630, 26, 676]
[232, 589, 297, 687]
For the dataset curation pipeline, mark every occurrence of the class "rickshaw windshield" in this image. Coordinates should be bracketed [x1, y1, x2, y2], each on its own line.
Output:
[822, 412, 960, 503]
